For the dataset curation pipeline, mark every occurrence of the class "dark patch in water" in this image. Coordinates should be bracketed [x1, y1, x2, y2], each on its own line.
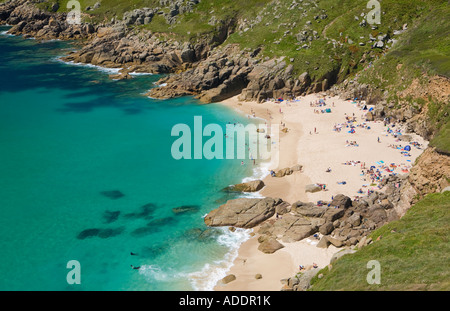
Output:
[172, 205, 200, 215]
[102, 210, 121, 224]
[100, 190, 125, 199]
[147, 217, 177, 227]
[130, 226, 161, 237]
[123, 203, 157, 219]
[77, 228, 101, 239]
[77, 227, 125, 239]
[97, 227, 125, 238]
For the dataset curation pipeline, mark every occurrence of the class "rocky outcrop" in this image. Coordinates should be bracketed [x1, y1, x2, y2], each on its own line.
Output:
[203, 197, 283, 228]
[148, 44, 254, 102]
[408, 147, 450, 197]
[226, 180, 265, 192]
[1, 0, 96, 40]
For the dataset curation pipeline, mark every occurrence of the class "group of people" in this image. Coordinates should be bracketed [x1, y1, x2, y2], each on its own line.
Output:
[345, 140, 359, 147]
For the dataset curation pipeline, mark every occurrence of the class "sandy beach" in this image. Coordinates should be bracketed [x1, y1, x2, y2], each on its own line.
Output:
[214, 93, 428, 291]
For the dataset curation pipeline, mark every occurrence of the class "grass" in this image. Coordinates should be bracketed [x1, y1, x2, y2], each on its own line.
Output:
[310, 191, 450, 290]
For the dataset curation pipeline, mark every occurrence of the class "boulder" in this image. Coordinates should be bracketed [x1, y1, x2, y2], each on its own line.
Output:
[221, 274, 236, 284]
[282, 224, 317, 243]
[330, 249, 357, 264]
[347, 212, 361, 227]
[204, 197, 282, 228]
[258, 238, 285, 254]
[275, 167, 293, 177]
[294, 269, 319, 291]
[319, 222, 334, 235]
[227, 180, 265, 192]
[316, 236, 331, 248]
[305, 184, 322, 193]
[330, 194, 352, 209]
[291, 164, 303, 172]
[292, 202, 326, 217]
[326, 236, 344, 247]
[323, 207, 345, 222]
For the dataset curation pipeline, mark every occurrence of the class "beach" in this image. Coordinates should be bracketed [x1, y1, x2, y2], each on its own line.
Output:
[215, 93, 428, 291]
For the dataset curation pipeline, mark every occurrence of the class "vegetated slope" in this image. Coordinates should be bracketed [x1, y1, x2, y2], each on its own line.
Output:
[310, 191, 450, 291]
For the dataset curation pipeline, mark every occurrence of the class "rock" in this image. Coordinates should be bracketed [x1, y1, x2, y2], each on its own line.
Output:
[275, 201, 291, 215]
[204, 197, 283, 228]
[317, 236, 331, 248]
[330, 194, 352, 209]
[282, 223, 317, 243]
[366, 111, 374, 121]
[368, 206, 388, 226]
[294, 269, 319, 291]
[258, 238, 284, 254]
[330, 249, 357, 264]
[292, 202, 326, 217]
[357, 236, 368, 249]
[100, 190, 125, 199]
[347, 212, 361, 227]
[275, 167, 293, 177]
[442, 186, 450, 193]
[255, 274, 263, 279]
[221, 274, 236, 284]
[227, 180, 265, 192]
[305, 184, 322, 193]
[319, 222, 334, 235]
[380, 199, 394, 209]
[326, 236, 344, 247]
[323, 207, 345, 222]
[291, 164, 303, 172]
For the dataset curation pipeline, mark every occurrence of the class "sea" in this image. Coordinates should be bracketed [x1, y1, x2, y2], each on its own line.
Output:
[0, 25, 269, 291]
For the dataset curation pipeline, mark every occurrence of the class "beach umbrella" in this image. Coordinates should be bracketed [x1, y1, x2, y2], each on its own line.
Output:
[404, 145, 411, 151]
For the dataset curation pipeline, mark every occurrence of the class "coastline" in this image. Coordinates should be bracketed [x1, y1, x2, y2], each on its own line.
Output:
[214, 93, 428, 291]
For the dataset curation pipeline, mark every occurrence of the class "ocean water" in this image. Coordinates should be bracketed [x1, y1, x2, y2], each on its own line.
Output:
[0, 26, 262, 291]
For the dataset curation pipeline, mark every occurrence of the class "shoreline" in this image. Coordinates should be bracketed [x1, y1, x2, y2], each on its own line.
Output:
[214, 93, 428, 291]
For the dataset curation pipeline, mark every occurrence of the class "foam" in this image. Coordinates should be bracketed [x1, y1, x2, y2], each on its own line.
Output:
[187, 227, 252, 291]
[54, 58, 122, 74]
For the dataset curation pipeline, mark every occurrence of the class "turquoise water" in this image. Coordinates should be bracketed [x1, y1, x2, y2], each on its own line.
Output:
[0, 26, 259, 291]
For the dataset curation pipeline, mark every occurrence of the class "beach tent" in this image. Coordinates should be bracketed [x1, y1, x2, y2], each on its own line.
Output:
[369, 107, 374, 111]
[325, 108, 331, 113]
[404, 145, 411, 151]
[362, 104, 368, 110]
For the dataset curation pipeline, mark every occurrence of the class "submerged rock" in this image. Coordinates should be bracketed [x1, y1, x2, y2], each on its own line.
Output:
[102, 210, 120, 224]
[77, 228, 101, 239]
[100, 190, 125, 199]
[77, 227, 124, 239]
[123, 203, 157, 219]
[172, 205, 200, 214]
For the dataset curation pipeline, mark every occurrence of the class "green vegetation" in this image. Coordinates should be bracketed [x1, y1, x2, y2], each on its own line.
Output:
[310, 191, 450, 290]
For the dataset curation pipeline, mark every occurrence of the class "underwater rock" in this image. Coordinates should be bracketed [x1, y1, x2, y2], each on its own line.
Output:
[100, 190, 125, 199]
[102, 210, 120, 223]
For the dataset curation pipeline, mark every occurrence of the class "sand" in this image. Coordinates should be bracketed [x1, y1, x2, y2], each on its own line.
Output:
[214, 93, 428, 291]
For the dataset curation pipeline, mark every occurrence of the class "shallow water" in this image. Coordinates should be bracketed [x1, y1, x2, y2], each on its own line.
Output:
[0, 26, 259, 290]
